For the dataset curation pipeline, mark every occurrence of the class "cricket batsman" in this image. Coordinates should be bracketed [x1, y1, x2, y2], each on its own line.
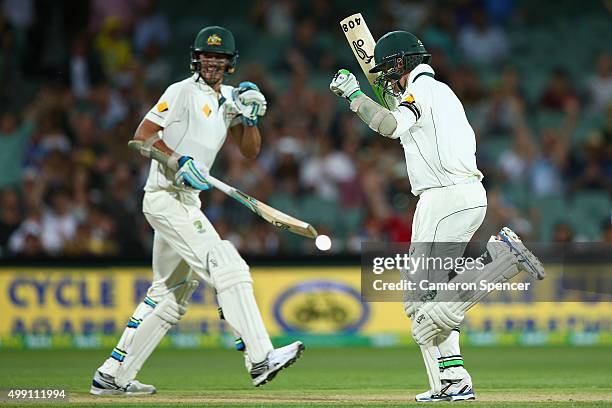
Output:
[90, 26, 304, 395]
[330, 31, 545, 401]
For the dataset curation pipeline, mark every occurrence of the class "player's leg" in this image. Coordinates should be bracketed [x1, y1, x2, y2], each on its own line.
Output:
[426, 198, 485, 402]
[409, 183, 486, 402]
[91, 232, 194, 395]
[207, 240, 304, 386]
[434, 330, 474, 401]
[417, 225, 544, 401]
[142, 191, 303, 386]
[413, 229, 545, 401]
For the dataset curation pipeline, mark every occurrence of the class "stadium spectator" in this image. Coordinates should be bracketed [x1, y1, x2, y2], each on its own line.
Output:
[8, 209, 45, 256]
[142, 42, 171, 86]
[0, 188, 21, 255]
[539, 68, 579, 112]
[250, 0, 296, 38]
[65, 36, 106, 100]
[552, 222, 574, 243]
[0, 111, 35, 189]
[529, 102, 577, 197]
[39, 188, 78, 254]
[480, 67, 526, 135]
[602, 220, 612, 243]
[499, 126, 535, 183]
[132, 0, 170, 55]
[587, 52, 612, 114]
[570, 135, 611, 193]
[391, 0, 430, 32]
[94, 17, 133, 77]
[301, 136, 357, 201]
[458, 8, 509, 66]
[1, 0, 33, 62]
[89, 0, 138, 33]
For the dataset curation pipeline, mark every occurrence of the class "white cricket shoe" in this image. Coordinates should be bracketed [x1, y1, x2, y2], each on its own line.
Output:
[90, 370, 156, 396]
[498, 226, 545, 280]
[251, 341, 305, 387]
[415, 377, 475, 402]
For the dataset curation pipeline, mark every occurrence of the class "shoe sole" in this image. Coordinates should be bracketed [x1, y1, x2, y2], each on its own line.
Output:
[90, 387, 156, 396]
[254, 342, 305, 387]
[499, 227, 545, 280]
[415, 392, 475, 402]
[451, 391, 476, 401]
[415, 396, 452, 402]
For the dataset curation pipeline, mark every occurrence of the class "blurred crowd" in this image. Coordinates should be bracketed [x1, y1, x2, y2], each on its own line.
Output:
[0, 0, 611, 258]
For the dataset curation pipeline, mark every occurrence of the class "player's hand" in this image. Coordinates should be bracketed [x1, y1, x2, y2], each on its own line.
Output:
[330, 69, 363, 102]
[175, 156, 211, 190]
[411, 302, 464, 345]
[232, 81, 267, 126]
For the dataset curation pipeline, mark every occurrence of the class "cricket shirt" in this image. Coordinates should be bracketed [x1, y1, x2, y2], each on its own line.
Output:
[143, 74, 239, 193]
[389, 64, 484, 196]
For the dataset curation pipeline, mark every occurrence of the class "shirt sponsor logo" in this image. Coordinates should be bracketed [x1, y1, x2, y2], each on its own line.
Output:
[194, 220, 205, 233]
[202, 104, 212, 117]
[157, 101, 168, 112]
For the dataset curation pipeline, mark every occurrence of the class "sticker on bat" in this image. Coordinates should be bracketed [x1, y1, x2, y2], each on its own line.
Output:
[352, 39, 373, 63]
[272, 221, 291, 230]
[342, 17, 361, 32]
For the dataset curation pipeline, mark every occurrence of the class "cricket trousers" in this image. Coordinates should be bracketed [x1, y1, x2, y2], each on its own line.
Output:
[405, 181, 487, 383]
[143, 189, 221, 296]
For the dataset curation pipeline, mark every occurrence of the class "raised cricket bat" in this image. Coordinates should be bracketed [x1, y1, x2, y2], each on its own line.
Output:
[128, 140, 318, 239]
[340, 13, 389, 108]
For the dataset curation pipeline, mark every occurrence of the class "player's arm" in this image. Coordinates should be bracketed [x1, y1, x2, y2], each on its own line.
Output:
[129, 85, 211, 190]
[228, 123, 261, 159]
[330, 69, 424, 139]
[132, 118, 182, 170]
[129, 119, 211, 190]
[227, 81, 266, 159]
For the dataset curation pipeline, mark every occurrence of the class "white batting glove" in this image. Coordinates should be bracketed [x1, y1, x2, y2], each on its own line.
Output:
[232, 81, 266, 126]
[330, 69, 363, 101]
[174, 156, 211, 190]
[411, 302, 464, 345]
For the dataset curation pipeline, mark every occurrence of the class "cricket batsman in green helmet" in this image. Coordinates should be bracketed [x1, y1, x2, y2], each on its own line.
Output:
[330, 30, 545, 402]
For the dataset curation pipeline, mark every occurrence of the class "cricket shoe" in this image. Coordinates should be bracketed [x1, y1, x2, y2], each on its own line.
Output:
[90, 370, 156, 396]
[498, 226, 545, 280]
[415, 378, 475, 402]
[251, 341, 305, 387]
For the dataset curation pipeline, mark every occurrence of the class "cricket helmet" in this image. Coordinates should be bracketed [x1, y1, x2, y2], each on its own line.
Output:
[190, 26, 238, 74]
[370, 31, 430, 97]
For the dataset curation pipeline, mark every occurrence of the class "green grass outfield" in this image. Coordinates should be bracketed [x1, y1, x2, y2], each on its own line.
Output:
[1, 346, 611, 407]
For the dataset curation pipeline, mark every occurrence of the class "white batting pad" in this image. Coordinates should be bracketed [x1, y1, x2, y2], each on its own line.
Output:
[114, 280, 198, 387]
[217, 282, 273, 364]
[420, 344, 442, 394]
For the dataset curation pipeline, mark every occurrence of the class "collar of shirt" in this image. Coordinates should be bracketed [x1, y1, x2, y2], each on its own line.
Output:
[192, 74, 220, 94]
[407, 64, 435, 86]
